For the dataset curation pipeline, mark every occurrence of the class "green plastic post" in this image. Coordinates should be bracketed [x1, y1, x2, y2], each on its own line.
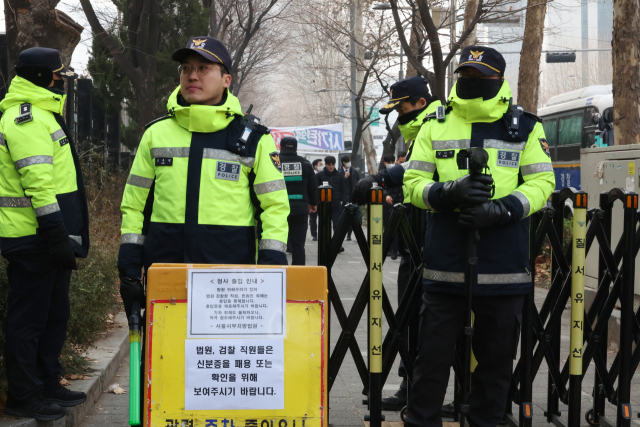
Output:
[129, 330, 141, 425]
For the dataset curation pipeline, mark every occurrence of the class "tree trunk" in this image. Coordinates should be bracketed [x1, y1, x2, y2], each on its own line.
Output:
[612, 0, 640, 145]
[4, 0, 83, 73]
[382, 121, 402, 157]
[461, 0, 479, 48]
[362, 125, 378, 175]
[405, 10, 422, 79]
[516, 0, 547, 112]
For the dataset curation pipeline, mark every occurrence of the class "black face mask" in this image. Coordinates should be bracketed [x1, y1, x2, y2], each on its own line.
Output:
[53, 79, 66, 91]
[397, 106, 427, 125]
[456, 78, 503, 100]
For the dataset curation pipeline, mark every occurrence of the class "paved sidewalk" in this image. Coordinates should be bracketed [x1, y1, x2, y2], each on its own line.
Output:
[80, 355, 130, 427]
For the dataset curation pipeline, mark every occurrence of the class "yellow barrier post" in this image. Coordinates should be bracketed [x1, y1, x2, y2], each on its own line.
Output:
[568, 191, 587, 427]
[368, 184, 383, 427]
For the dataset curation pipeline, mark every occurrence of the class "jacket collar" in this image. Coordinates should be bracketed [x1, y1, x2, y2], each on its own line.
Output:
[0, 76, 66, 115]
[166, 86, 244, 133]
[280, 148, 297, 156]
[397, 99, 442, 141]
[447, 79, 512, 123]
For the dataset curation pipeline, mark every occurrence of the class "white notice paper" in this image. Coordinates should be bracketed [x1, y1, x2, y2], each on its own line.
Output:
[184, 338, 285, 410]
[187, 269, 287, 339]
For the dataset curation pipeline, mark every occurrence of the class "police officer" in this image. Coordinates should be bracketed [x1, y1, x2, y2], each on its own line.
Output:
[309, 159, 323, 241]
[0, 47, 89, 421]
[118, 36, 289, 332]
[352, 75, 441, 411]
[316, 155, 348, 252]
[340, 154, 361, 241]
[279, 137, 318, 265]
[403, 46, 555, 427]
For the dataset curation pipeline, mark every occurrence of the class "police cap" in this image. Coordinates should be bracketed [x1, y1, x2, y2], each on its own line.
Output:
[281, 137, 297, 150]
[16, 47, 78, 79]
[454, 45, 506, 76]
[380, 76, 431, 114]
[172, 36, 232, 73]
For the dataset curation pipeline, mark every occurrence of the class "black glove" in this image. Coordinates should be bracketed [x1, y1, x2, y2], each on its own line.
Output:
[442, 174, 494, 207]
[41, 223, 77, 270]
[458, 200, 511, 229]
[120, 276, 146, 320]
[351, 175, 383, 204]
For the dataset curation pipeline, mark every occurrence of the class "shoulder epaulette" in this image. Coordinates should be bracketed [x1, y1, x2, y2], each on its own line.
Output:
[423, 112, 437, 122]
[523, 110, 542, 123]
[144, 115, 172, 130]
[15, 103, 33, 125]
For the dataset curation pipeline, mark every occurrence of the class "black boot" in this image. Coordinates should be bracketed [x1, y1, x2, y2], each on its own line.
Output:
[381, 378, 407, 411]
[441, 402, 455, 417]
[44, 383, 87, 407]
[4, 394, 66, 421]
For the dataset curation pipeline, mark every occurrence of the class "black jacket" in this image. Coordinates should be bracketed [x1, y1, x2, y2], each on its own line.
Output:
[316, 167, 348, 206]
[279, 149, 318, 216]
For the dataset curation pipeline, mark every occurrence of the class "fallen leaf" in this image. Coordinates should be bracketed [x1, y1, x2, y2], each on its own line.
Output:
[109, 383, 127, 394]
[69, 374, 80, 380]
[82, 376, 92, 380]
[60, 378, 71, 386]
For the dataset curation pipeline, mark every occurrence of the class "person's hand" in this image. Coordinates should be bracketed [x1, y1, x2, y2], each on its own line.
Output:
[351, 175, 383, 204]
[386, 196, 393, 205]
[345, 171, 350, 179]
[41, 223, 77, 270]
[309, 205, 317, 213]
[458, 200, 511, 229]
[120, 276, 146, 320]
[442, 174, 493, 207]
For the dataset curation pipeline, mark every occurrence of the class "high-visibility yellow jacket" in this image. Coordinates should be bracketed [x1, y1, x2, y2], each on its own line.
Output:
[0, 76, 89, 256]
[118, 88, 289, 277]
[404, 80, 555, 296]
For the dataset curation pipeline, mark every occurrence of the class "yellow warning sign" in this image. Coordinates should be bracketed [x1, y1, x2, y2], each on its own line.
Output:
[630, 162, 636, 176]
[144, 265, 328, 427]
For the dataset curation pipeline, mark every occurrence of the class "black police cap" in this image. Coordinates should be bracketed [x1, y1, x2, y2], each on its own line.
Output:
[455, 45, 506, 76]
[172, 36, 232, 73]
[380, 76, 431, 114]
[281, 137, 297, 150]
[16, 47, 78, 80]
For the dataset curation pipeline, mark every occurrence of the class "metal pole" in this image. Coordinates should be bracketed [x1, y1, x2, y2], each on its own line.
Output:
[368, 184, 384, 427]
[448, 0, 456, 96]
[350, 1, 357, 148]
[617, 192, 637, 427]
[568, 192, 587, 427]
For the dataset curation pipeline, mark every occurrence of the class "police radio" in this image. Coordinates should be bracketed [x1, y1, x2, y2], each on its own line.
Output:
[238, 104, 261, 149]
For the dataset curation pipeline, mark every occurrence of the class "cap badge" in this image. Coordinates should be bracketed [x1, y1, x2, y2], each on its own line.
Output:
[469, 50, 484, 61]
[60, 70, 75, 77]
[192, 38, 207, 48]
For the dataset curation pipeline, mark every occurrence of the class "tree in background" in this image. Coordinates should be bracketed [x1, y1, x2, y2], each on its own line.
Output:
[83, 0, 208, 148]
[516, 0, 548, 113]
[203, 0, 292, 96]
[4, 0, 83, 74]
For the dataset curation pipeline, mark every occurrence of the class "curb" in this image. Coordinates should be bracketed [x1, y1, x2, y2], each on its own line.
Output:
[0, 312, 130, 427]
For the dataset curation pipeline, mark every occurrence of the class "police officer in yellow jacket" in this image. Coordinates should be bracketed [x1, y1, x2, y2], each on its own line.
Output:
[118, 36, 289, 316]
[0, 48, 89, 421]
[403, 47, 555, 427]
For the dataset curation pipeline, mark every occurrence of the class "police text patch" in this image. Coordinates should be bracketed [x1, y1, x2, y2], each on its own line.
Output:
[59, 137, 69, 147]
[539, 138, 551, 157]
[282, 162, 302, 176]
[436, 150, 455, 159]
[216, 161, 240, 181]
[155, 158, 173, 167]
[497, 150, 520, 168]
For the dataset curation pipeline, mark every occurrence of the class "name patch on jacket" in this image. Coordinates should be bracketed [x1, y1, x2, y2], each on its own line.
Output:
[59, 137, 69, 147]
[435, 150, 455, 159]
[270, 152, 282, 172]
[282, 162, 302, 176]
[155, 158, 173, 167]
[15, 103, 33, 125]
[216, 161, 240, 181]
[497, 150, 520, 168]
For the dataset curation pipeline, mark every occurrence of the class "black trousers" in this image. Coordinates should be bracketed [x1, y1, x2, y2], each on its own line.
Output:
[397, 252, 411, 378]
[405, 291, 524, 427]
[346, 206, 362, 239]
[331, 204, 343, 235]
[4, 254, 72, 404]
[309, 212, 318, 238]
[288, 213, 309, 265]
